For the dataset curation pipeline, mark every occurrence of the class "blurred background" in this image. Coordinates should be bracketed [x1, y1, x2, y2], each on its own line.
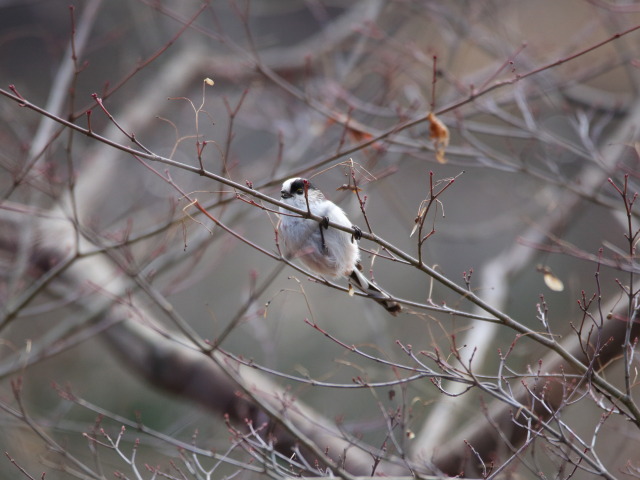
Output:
[1, 1, 640, 478]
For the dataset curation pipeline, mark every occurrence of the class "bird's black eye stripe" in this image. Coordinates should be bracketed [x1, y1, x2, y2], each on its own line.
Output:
[289, 178, 315, 195]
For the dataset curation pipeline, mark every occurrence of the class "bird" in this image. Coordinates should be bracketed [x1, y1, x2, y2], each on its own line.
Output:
[278, 177, 401, 316]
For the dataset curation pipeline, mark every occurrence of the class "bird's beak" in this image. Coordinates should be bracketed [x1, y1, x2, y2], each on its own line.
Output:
[281, 191, 292, 199]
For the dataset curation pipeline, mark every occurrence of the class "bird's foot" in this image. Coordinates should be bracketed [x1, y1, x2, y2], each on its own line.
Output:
[351, 225, 362, 242]
[319, 218, 330, 253]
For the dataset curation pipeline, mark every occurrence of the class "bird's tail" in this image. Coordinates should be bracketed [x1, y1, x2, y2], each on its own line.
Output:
[349, 267, 402, 316]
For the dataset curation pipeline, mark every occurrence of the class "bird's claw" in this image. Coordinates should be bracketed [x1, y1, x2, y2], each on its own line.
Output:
[352, 225, 362, 242]
[319, 217, 330, 253]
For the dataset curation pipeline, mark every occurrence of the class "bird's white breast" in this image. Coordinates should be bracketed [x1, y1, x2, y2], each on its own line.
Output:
[279, 199, 359, 277]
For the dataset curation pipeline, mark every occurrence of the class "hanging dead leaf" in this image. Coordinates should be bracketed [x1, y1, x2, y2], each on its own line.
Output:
[427, 112, 449, 164]
[537, 264, 564, 292]
[544, 272, 565, 292]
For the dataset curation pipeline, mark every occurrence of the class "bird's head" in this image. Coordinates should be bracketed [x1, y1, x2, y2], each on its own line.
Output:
[280, 178, 323, 206]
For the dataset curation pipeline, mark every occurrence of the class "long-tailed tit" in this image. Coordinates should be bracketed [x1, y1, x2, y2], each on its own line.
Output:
[278, 177, 401, 316]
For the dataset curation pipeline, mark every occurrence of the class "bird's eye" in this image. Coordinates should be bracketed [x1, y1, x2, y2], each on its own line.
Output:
[296, 188, 304, 194]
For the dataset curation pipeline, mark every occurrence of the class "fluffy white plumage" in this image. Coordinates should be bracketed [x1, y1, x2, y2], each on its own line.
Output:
[278, 177, 401, 315]
[278, 178, 358, 277]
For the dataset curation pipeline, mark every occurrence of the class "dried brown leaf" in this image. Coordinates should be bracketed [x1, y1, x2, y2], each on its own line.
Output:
[427, 112, 450, 164]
